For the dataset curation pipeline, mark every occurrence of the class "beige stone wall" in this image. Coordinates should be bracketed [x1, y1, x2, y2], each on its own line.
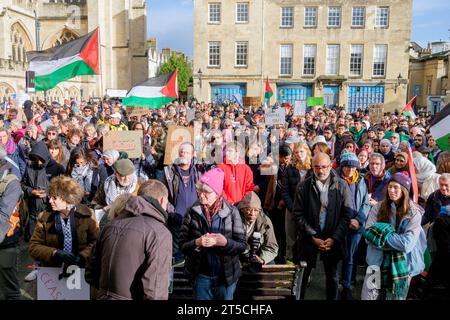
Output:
[194, 0, 412, 112]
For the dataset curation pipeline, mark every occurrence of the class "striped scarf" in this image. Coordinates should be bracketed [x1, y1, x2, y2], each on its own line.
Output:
[201, 197, 223, 228]
[364, 222, 409, 297]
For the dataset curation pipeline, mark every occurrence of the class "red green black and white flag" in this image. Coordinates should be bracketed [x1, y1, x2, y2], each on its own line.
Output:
[429, 103, 450, 151]
[122, 71, 178, 108]
[27, 28, 100, 92]
[402, 96, 417, 119]
[265, 79, 273, 102]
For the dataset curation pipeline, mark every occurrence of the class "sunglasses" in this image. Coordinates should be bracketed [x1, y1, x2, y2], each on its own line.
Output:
[47, 132, 57, 136]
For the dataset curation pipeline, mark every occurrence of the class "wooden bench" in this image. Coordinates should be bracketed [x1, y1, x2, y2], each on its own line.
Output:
[170, 262, 307, 300]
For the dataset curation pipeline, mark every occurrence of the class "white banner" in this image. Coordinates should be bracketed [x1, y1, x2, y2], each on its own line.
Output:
[264, 107, 286, 126]
[294, 101, 307, 116]
[106, 89, 128, 98]
[37, 266, 90, 300]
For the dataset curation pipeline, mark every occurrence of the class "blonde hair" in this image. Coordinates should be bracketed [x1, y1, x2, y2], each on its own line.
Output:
[292, 142, 312, 171]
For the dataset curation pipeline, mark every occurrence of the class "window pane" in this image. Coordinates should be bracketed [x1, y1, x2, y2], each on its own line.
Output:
[281, 7, 294, 27]
[373, 45, 387, 76]
[209, 42, 221, 66]
[280, 44, 293, 75]
[303, 44, 316, 75]
[236, 42, 248, 66]
[304, 7, 317, 27]
[209, 3, 221, 23]
[328, 7, 341, 27]
[350, 45, 363, 76]
[236, 3, 249, 23]
[326, 45, 340, 75]
[352, 7, 365, 26]
[376, 7, 389, 27]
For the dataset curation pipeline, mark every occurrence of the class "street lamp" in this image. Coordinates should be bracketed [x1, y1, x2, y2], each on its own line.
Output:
[197, 68, 203, 89]
[394, 73, 403, 93]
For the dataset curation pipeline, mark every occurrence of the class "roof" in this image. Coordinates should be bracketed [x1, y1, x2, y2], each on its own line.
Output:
[412, 50, 450, 62]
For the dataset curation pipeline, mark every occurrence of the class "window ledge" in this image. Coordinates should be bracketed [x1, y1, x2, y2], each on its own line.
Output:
[327, 26, 341, 29]
[302, 75, 315, 79]
[279, 75, 293, 78]
[234, 66, 248, 69]
[351, 26, 365, 29]
[207, 66, 221, 69]
[303, 26, 317, 29]
[280, 26, 294, 29]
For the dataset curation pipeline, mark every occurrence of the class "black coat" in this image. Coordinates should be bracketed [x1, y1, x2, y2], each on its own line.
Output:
[281, 165, 312, 212]
[179, 200, 246, 286]
[292, 170, 352, 267]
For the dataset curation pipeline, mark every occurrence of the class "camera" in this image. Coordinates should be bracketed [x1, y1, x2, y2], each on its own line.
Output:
[243, 232, 262, 272]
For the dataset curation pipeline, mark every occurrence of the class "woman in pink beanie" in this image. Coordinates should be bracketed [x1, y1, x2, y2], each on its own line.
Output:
[179, 168, 247, 300]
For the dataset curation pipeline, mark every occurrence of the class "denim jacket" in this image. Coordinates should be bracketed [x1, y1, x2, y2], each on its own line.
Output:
[365, 201, 427, 277]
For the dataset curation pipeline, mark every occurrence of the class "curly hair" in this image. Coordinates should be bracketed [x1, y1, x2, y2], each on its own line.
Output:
[48, 175, 84, 205]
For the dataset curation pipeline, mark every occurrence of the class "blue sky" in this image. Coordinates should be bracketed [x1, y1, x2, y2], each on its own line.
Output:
[146, 0, 450, 58]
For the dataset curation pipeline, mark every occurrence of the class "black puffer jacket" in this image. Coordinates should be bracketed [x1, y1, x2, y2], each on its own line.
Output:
[179, 200, 246, 286]
[292, 170, 353, 267]
[281, 165, 312, 212]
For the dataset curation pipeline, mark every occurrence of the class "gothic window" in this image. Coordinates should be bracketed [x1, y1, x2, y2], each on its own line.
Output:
[10, 23, 32, 62]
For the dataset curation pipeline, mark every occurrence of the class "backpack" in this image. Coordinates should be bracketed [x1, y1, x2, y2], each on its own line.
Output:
[0, 173, 22, 238]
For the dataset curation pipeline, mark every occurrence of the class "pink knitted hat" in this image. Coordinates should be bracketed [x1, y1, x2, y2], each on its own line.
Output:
[199, 168, 225, 196]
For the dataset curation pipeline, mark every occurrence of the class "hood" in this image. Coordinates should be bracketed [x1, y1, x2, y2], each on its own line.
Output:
[123, 195, 168, 224]
[237, 191, 262, 210]
[29, 141, 51, 165]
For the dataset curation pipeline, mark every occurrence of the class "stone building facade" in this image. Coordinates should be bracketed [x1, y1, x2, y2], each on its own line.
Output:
[408, 41, 449, 114]
[0, 0, 148, 104]
[193, 0, 412, 112]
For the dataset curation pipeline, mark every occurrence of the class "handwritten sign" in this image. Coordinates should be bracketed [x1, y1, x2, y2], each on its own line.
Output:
[264, 108, 286, 126]
[368, 103, 384, 125]
[294, 100, 307, 116]
[164, 125, 195, 165]
[37, 267, 90, 300]
[126, 106, 151, 120]
[103, 130, 143, 159]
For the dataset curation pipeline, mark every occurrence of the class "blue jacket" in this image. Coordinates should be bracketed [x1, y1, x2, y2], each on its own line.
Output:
[338, 170, 371, 233]
[365, 201, 427, 277]
[7, 146, 26, 180]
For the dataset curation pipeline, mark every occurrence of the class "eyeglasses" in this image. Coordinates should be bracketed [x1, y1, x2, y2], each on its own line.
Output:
[197, 189, 213, 195]
[313, 165, 330, 171]
[47, 132, 57, 136]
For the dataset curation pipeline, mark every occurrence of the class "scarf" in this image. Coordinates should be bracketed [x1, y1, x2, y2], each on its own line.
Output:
[5, 139, 17, 155]
[174, 164, 198, 218]
[364, 222, 409, 297]
[343, 170, 359, 186]
[201, 197, 223, 228]
[104, 173, 138, 205]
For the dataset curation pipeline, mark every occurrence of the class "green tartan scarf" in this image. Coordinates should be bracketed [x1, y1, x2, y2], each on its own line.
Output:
[364, 222, 410, 297]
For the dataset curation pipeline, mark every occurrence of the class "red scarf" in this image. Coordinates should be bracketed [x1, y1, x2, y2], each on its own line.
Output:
[201, 197, 223, 227]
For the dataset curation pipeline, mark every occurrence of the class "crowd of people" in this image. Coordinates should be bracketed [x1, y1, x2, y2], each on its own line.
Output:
[0, 97, 449, 301]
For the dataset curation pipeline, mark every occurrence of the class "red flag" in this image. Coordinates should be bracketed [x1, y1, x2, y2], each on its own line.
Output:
[407, 147, 419, 203]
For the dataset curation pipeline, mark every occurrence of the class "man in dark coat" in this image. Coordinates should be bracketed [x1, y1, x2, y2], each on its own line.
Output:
[292, 152, 353, 300]
[86, 180, 172, 300]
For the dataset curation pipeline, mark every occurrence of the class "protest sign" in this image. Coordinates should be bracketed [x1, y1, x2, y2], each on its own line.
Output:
[264, 107, 286, 126]
[11, 93, 29, 108]
[164, 125, 195, 165]
[294, 100, 307, 116]
[368, 103, 384, 124]
[103, 130, 143, 159]
[243, 97, 261, 107]
[37, 267, 90, 300]
[186, 107, 196, 122]
[307, 97, 324, 107]
[126, 106, 151, 120]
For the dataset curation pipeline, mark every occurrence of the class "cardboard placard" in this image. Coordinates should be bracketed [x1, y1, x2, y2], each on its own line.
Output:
[243, 97, 262, 107]
[294, 100, 307, 116]
[264, 107, 286, 126]
[164, 125, 195, 165]
[368, 103, 384, 125]
[37, 267, 90, 300]
[126, 106, 151, 120]
[103, 130, 144, 159]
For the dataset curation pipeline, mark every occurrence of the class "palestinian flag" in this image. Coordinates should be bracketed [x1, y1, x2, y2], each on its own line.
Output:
[122, 71, 178, 108]
[26, 28, 100, 92]
[407, 148, 419, 203]
[402, 96, 417, 119]
[429, 103, 450, 151]
[265, 79, 273, 101]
